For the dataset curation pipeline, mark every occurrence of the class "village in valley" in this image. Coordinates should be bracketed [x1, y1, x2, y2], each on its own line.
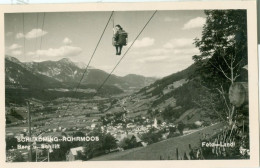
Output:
[6, 83, 211, 162]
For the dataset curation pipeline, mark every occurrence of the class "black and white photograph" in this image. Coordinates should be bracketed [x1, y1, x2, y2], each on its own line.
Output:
[1, 1, 259, 167]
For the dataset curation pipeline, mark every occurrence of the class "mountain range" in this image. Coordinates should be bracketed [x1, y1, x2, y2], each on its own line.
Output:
[5, 56, 157, 91]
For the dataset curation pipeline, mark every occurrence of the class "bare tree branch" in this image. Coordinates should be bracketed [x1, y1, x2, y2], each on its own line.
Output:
[233, 73, 240, 81]
[220, 85, 231, 114]
[216, 87, 230, 115]
[221, 50, 231, 69]
[208, 60, 222, 72]
[208, 61, 232, 81]
[219, 66, 232, 81]
[233, 57, 245, 69]
[229, 105, 236, 125]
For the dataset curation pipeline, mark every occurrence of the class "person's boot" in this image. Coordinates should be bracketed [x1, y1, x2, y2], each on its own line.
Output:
[118, 46, 122, 55]
[116, 46, 119, 55]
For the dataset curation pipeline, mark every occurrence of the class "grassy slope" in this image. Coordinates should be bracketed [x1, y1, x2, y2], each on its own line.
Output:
[90, 123, 223, 160]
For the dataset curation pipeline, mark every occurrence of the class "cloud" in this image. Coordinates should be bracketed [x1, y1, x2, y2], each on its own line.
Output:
[26, 29, 48, 39]
[164, 17, 178, 22]
[6, 44, 23, 56]
[27, 46, 82, 58]
[10, 50, 22, 56]
[130, 37, 199, 68]
[183, 17, 206, 30]
[138, 55, 169, 63]
[63, 37, 72, 45]
[163, 38, 194, 49]
[16, 33, 24, 39]
[132, 38, 198, 63]
[129, 37, 155, 48]
[8, 43, 22, 50]
[132, 48, 170, 57]
[26, 51, 36, 57]
[172, 48, 200, 55]
[16, 29, 48, 39]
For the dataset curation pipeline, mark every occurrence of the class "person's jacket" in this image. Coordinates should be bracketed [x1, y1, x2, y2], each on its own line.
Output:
[114, 29, 128, 46]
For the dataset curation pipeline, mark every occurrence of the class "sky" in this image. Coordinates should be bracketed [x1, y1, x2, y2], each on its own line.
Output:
[5, 10, 206, 78]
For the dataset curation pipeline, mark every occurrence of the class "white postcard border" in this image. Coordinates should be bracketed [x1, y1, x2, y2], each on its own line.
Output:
[0, 1, 258, 168]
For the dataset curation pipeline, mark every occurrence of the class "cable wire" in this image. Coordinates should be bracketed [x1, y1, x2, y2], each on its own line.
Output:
[23, 13, 26, 62]
[57, 11, 114, 127]
[39, 13, 46, 51]
[34, 13, 39, 52]
[75, 11, 114, 92]
[96, 10, 157, 93]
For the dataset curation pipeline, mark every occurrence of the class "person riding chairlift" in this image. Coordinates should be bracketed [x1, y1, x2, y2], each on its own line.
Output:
[113, 24, 128, 55]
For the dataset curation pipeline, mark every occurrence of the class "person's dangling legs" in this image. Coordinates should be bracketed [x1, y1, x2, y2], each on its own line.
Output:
[118, 45, 123, 55]
[115, 45, 119, 55]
